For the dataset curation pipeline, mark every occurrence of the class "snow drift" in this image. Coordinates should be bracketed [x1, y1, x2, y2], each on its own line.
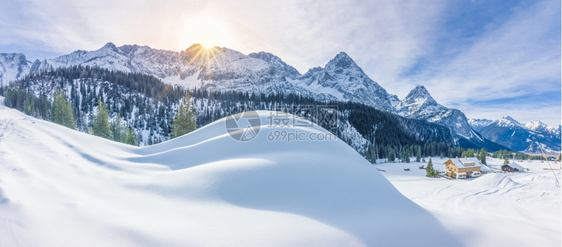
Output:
[0, 105, 461, 246]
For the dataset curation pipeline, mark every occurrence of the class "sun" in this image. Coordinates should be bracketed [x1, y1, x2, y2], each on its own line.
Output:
[178, 12, 233, 53]
[200, 44, 214, 50]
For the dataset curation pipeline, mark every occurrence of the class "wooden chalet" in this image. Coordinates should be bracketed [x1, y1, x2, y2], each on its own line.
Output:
[444, 158, 482, 179]
[502, 162, 525, 172]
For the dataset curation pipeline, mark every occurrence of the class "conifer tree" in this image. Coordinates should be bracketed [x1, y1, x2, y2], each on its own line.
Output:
[479, 148, 487, 165]
[426, 158, 438, 177]
[110, 114, 126, 142]
[171, 93, 197, 139]
[51, 89, 76, 129]
[503, 157, 510, 165]
[92, 96, 112, 139]
[124, 128, 137, 146]
[388, 148, 396, 162]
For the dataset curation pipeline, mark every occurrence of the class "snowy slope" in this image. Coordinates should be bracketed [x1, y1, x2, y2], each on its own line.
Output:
[376, 158, 561, 247]
[0, 104, 460, 246]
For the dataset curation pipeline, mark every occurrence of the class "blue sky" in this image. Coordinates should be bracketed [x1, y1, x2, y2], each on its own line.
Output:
[0, 0, 560, 126]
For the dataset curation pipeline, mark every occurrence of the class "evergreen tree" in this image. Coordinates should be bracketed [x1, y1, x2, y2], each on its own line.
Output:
[388, 148, 396, 162]
[110, 114, 126, 142]
[503, 157, 510, 165]
[425, 158, 438, 177]
[403, 149, 410, 163]
[479, 148, 487, 165]
[171, 93, 197, 139]
[124, 128, 138, 146]
[51, 89, 76, 129]
[416, 147, 421, 162]
[92, 96, 112, 139]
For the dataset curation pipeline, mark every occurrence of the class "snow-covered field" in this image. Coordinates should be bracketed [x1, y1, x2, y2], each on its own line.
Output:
[0, 100, 559, 246]
[376, 158, 561, 247]
[0, 104, 460, 246]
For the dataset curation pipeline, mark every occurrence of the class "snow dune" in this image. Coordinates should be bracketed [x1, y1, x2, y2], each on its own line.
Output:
[0, 106, 461, 246]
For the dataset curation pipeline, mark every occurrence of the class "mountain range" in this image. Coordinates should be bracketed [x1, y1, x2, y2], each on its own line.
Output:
[1, 43, 559, 152]
[470, 116, 561, 153]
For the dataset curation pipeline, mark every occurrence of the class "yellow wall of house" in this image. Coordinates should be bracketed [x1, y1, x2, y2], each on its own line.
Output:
[445, 161, 481, 173]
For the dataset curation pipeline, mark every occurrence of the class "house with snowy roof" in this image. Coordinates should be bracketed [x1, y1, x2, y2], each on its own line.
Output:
[501, 162, 525, 172]
[444, 158, 482, 179]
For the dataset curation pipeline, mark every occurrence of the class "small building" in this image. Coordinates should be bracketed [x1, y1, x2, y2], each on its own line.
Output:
[502, 162, 525, 172]
[444, 158, 482, 179]
[479, 164, 493, 174]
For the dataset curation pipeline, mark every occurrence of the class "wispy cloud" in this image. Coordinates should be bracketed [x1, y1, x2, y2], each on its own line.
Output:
[400, 0, 560, 125]
[0, 0, 559, 125]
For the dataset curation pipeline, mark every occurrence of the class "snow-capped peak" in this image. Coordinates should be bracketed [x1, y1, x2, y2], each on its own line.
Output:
[293, 51, 396, 111]
[325, 52, 362, 71]
[397, 85, 476, 139]
[401, 85, 438, 106]
[248, 51, 301, 79]
[468, 118, 493, 131]
[495, 116, 523, 128]
[101, 42, 119, 51]
[525, 120, 561, 136]
[0, 53, 32, 86]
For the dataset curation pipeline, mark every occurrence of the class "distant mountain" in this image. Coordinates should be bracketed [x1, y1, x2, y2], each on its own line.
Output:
[0, 43, 538, 151]
[525, 120, 561, 137]
[479, 116, 561, 153]
[396, 85, 488, 147]
[294, 52, 399, 112]
[0, 53, 32, 87]
[468, 118, 493, 132]
[4, 66, 459, 155]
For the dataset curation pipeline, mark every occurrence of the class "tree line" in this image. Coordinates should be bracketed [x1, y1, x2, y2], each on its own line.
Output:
[2, 65, 518, 161]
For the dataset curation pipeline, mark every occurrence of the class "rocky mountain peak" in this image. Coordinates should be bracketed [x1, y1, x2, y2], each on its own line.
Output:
[248, 51, 301, 79]
[402, 85, 437, 106]
[100, 42, 119, 53]
[525, 120, 561, 136]
[496, 116, 523, 128]
[326, 52, 360, 71]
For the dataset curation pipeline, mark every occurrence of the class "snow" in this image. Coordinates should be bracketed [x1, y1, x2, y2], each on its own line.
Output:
[525, 120, 561, 136]
[496, 116, 524, 128]
[292, 78, 345, 100]
[0, 105, 462, 246]
[375, 157, 561, 247]
[163, 72, 202, 89]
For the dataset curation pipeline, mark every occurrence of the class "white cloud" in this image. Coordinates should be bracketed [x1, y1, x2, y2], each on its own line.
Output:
[406, 0, 560, 126]
[0, 0, 559, 125]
